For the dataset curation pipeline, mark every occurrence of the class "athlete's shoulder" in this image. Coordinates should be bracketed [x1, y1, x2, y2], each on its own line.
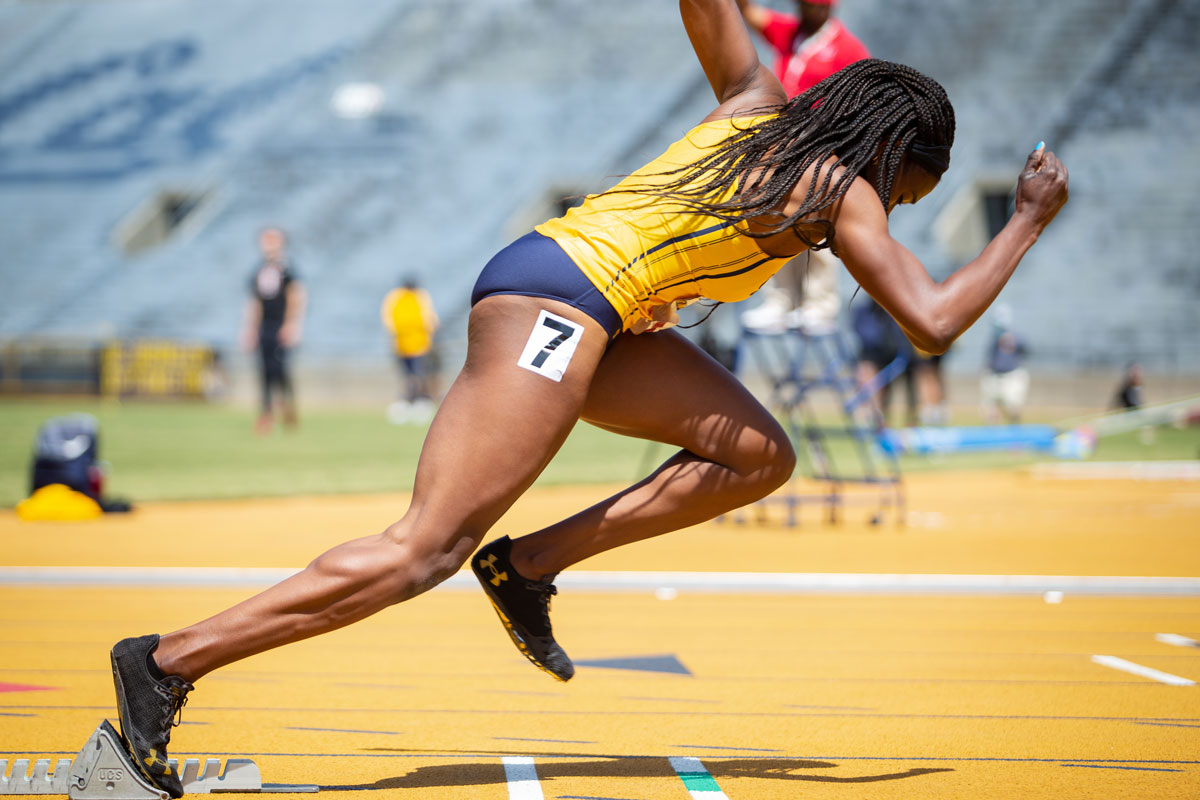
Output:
[686, 111, 777, 142]
[826, 174, 889, 251]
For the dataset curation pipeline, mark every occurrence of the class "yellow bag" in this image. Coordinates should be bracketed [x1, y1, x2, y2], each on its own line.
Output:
[16, 484, 104, 521]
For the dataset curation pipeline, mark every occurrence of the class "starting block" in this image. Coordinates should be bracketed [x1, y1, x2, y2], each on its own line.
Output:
[1, 721, 318, 797]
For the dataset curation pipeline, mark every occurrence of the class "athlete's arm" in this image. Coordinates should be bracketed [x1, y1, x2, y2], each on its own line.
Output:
[833, 147, 1069, 354]
[680, 0, 786, 115]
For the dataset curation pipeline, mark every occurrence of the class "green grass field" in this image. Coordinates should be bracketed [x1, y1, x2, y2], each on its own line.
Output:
[0, 399, 651, 508]
[1, 399, 1197, 508]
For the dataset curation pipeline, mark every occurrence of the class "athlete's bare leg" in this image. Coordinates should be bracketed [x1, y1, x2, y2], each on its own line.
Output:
[508, 328, 795, 580]
[153, 296, 609, 682]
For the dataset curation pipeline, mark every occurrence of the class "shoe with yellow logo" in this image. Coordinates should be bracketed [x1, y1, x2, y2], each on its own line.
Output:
[472, 536, 574, 682]
[110, 634, 193, 799]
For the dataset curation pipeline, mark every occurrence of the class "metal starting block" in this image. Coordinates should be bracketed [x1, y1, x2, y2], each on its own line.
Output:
[1, 721, 318, 797]
[0, 760, 72, 796]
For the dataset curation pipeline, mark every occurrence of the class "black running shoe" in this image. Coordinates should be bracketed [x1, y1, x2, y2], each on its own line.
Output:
[110, 634, 193, 799]
[472, 536, 574, 682]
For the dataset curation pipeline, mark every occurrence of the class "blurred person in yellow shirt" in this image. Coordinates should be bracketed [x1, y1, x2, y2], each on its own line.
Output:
[381, 277, 439, 422]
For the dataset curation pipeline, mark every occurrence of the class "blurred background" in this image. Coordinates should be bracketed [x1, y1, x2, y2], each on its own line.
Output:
[1, 0, 1198, 510]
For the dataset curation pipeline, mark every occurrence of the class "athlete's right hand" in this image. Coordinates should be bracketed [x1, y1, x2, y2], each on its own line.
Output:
[1014, 142, 1069, 231]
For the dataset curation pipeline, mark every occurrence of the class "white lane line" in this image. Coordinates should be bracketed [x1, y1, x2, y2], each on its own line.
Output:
[1030, 460, 1200, 481]
[501, 756, 543, 800]
[0, 566, 301, 587]
[1091, 655, 1195, 686]
[669, 756, 730, 799]
[3, 567, 1200, 595]
[557, 572, 1200, 596]
[1156, 633, 1200, 648]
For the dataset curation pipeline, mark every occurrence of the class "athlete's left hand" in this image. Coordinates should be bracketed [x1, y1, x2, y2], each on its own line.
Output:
[1014, 143, 1069, 231]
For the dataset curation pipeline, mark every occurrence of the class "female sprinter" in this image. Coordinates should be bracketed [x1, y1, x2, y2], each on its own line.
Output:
[110, 1, 1068, 793]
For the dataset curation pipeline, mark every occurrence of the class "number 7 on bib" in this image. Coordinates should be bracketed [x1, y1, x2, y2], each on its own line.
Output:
[517, 310, 584, 382]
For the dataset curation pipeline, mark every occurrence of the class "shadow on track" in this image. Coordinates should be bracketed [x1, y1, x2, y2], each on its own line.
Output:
[322, 752, 953, 791]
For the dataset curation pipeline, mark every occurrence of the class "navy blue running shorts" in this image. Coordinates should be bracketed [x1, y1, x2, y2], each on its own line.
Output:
[471, 231, 623, 338]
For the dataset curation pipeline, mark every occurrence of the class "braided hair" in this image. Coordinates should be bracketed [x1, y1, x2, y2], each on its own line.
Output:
[616, 59, 955, 253]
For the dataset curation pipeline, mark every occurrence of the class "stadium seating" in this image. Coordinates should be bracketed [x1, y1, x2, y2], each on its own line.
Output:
[0, 0, 1196, 373]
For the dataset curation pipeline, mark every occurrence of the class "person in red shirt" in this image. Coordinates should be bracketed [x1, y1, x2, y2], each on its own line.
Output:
[738, 1, 891, 406]
[737, 0, 870, 98]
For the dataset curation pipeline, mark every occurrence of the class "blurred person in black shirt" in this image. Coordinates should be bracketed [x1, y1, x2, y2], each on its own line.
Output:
[240, 226, 307, 434]
[1113, 361, 1144, 410]
[980, 304, 1029, 424]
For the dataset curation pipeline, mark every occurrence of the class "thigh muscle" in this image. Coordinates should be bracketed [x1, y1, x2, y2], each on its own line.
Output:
[405, 295, 609, 542]
[581, 330, 792, 475]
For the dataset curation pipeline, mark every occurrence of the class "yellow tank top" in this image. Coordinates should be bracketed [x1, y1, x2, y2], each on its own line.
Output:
[535, 115, 793, 333]
[382, 288, 435, 357]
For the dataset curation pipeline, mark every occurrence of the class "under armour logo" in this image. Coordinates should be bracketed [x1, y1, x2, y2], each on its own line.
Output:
[480, 554, 508, 586]
[144, 748, 168, 771]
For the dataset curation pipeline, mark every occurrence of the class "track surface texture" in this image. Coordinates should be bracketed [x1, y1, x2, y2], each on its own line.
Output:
[3, 469, 1199, 799]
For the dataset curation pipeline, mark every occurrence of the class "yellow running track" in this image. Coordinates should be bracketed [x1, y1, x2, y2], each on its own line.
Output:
[2, 469, 1199, 799]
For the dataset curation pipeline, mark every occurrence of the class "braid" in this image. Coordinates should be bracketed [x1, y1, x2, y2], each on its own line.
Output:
[611, 59, 955, 252]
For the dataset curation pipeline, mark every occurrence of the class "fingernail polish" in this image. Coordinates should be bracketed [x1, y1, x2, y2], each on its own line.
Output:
[1036, 141, 1045, 150]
